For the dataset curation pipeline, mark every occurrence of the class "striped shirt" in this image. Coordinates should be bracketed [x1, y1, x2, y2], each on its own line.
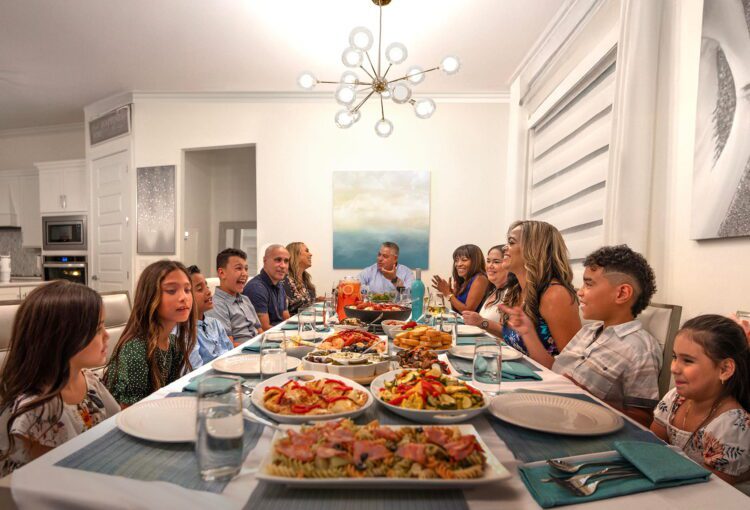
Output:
[552, 320, 661, 409]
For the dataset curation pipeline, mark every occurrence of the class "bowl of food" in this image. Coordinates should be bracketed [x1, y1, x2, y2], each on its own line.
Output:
[343, 301, 411, 324]
[333, 317, 369, 332]
[382, 319, 416, 339]
[302, 351, 393, 383]
[318, 329, 385, 353]
[397, 346, 450, 374]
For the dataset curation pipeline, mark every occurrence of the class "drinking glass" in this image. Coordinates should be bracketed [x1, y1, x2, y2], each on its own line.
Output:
[427, 293, 446, 327]
[297, 306, 317, 336]
[196, 375, 244, 481]
[472, 342, 502, 396]
[260, 331, 287, 381]
[323, 292, 335, 326]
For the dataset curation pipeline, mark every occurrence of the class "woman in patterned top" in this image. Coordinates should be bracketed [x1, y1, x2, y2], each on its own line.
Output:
[104, 260, 197, 407]
[283, 242, 317, 315]
[498, 220, 581, 367]
[651, 315, 750, 484]
[0, 281, 120, 476]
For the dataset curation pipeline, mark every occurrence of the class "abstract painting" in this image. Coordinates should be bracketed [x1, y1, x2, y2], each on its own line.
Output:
[137, 165, 175, 254]
[692, 0, 750, 240]
[333, 171, 430, 269]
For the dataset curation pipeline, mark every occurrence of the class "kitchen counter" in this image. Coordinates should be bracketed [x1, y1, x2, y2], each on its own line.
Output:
[0, 278, 44, 288]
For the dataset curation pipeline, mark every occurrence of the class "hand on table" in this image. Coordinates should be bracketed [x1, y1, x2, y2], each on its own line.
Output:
[462, 311, 482, 326]
[431, 275, 453, 296]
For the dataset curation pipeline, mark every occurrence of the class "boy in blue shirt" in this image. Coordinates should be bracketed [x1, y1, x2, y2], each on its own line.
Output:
[187, 265, 235, 363]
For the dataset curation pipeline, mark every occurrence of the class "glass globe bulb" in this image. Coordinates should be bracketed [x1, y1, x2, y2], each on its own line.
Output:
[297, 71, 317, 90]
[413, 98, 436, 119]
[335, 109, 355, 129]
[340, 71, 359, 85]
[375, 118, 393, 138]
[390, 83, 412, 104]
[385, 42, 408, 65]
[349, 26, 373, 51]
[335, 85, 356, 106]
[342, 47, 363, 68]
[440, 55, 461, 75]
[381, 88, 392, 100]
[406, 66, 425, 85]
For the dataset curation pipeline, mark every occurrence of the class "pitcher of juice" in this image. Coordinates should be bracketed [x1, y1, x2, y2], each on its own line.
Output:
[336, 276, 361, 319]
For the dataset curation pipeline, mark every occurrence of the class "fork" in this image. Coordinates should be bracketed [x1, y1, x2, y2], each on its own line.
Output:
[565, 472, 642, 496]
[547, 458, 631, 474]
[541, 466, 636, 483]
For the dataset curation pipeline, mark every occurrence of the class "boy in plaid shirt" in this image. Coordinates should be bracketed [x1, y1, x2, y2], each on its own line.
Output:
[552, 245, 660, 426]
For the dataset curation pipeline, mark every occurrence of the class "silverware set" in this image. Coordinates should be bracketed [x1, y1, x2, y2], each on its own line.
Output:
[543, 458, 641, 496]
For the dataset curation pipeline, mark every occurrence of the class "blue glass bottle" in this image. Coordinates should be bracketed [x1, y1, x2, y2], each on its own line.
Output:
[410, 268, 425, 320]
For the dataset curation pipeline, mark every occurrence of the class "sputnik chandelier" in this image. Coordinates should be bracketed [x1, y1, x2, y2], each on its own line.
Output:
[297, 0, 460, 137]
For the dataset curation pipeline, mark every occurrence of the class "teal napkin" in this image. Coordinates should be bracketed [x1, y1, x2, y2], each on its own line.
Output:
[519, 443, 710, 508]
[456, 336, 489, 346]
[281, 323, 298, 330]
[447, 355, 541, 381]
[242, 339, 261, 353]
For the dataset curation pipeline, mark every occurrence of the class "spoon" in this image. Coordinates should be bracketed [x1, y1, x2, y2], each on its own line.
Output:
[241, 409, 283, 432]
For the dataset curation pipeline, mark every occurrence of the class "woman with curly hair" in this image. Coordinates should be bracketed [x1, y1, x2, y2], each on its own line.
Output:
[494, 220, 581, 366]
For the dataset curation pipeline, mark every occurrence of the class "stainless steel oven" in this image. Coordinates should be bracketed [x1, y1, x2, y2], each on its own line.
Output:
[43, 255, 88, 285]
[42, 215, 87, 251]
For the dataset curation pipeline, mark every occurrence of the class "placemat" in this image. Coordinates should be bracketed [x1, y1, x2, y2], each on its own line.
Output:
[56, 421, 265, 493]
[485, 392, 663, 462]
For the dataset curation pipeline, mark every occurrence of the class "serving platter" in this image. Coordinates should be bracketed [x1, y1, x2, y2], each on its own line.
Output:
[256, 423, 511, 488]
[488, 392, 624, 436]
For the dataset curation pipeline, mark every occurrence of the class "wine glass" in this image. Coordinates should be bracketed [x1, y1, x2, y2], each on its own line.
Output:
[427, 293, 446, 327]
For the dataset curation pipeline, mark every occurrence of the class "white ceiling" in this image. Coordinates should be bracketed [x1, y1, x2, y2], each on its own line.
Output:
[0, 0, 565, 131]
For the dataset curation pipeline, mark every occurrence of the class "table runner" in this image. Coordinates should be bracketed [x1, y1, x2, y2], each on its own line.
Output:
[485, 392, 663, 462]
[55, 421, 266, 493]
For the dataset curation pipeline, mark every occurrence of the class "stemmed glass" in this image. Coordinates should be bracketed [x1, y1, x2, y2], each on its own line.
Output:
[427, 292, 446, 327]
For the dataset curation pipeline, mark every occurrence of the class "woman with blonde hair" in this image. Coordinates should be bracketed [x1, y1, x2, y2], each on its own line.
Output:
[496, 220, 580, 367]
[283, 242, 317, 315]
[104, 260, 197, 407]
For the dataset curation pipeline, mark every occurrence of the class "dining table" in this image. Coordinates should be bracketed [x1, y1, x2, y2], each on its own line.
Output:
[1, 316, 748, 510]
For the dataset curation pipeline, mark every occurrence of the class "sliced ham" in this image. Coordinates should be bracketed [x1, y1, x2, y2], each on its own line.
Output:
[315, 446, 349, 459]
[396, 443, 427, 465]
[424, 427, 451, 446]
[352, 440, 392, 462]
[373, 427, 399, 441]
[444, 436, 479, 461]
[324, 427, 356, 443]
[276, 441, 315, 462]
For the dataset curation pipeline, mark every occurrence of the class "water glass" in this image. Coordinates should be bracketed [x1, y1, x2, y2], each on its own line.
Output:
[297, 306, 317, 336]
[472, 343, 502, 396]
[260, 331, 287, 381]
[323, 292, 335, 326]
[196, 375, 244, 481]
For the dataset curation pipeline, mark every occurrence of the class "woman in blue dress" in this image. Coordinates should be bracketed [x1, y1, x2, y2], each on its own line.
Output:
[431, 244, 489, 313]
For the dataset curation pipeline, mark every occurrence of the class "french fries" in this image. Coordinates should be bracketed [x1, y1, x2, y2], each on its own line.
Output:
[393, 326, 452, 350]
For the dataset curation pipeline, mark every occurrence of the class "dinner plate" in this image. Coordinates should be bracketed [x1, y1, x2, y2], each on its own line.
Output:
[286, 315, 326, 324]
[116, 396, 197, 442]
[256, 423, 510, 488]
[488, 392, 624, 436]
[213, 354, 301, 376]
[456, 325, 486, 336]
[449, 344, 523, 361]
[370, 369, 488, 424]
[251, 371, 374, 424]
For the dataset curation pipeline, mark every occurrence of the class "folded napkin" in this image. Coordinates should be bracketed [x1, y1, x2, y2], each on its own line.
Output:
[447, 355, 541, 381]
[241, 339, 261, 352]
[456, 336, 487, 346]
[281, 323, 298, 330]
[519, 442, 710, 508]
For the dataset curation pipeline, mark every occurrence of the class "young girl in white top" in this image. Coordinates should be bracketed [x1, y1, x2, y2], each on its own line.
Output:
[651, 314, 750, 484]
[0, 281, 120, 476]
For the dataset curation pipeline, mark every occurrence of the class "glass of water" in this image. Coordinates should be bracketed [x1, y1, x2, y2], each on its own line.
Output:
[196, 375, 244, 481]
[298, 306, 317, 336]
[472, 342, 502, 396]
[260, 331, 287, 381]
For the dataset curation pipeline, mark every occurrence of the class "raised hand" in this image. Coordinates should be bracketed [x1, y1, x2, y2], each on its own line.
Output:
[431, 275, 452, 296]
[462, 310, 482, 326]
[499, 303, 534, 337]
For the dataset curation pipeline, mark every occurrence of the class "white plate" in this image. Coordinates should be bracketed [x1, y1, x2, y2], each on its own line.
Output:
[286, 315, 326, 324]
[213, 354, 301, 376]
[456, 325, 485, 336]
[449, 344, 523, 361]
[256, 423, 510, 488]
[488, 392, 624, 436]
[251, 371, 374, 424]
[370, 369, 488, 424]
[116, 396, 197, 442]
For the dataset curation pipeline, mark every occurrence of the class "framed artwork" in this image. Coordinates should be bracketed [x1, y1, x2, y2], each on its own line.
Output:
[333, 171, 430, 269]
[137, 165, 175, 254]
[691, 0, 750, 240]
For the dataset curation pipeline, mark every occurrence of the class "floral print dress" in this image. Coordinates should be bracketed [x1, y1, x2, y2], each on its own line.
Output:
[654, 388, 750, 477]
[0, 370, 120, 476]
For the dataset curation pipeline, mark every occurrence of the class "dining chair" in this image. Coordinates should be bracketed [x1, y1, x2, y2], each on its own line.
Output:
[96, 290, 132, 375]
[0, 299, 22, 379]
[637, 302, 682, 398]
[205, 277, 220, 295]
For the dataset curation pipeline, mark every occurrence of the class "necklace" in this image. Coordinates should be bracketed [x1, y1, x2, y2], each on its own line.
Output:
[680, 396, 725, 448]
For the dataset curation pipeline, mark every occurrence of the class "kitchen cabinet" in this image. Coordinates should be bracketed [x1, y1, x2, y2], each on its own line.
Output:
[0, 287, 20, 301]
[0, 282, 46, 301]
[0, 169, 42, 247]
[36, 159, 88, 214]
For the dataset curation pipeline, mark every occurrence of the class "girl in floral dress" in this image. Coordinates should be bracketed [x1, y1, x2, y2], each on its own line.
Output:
[0, 281, 120, 476]
[651, 315, 750, 484]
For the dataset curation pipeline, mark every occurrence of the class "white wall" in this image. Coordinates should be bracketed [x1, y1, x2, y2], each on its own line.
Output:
[132, 98, 508, 293]
[649, 0, 750, 320]
[0, 124, 84, 170]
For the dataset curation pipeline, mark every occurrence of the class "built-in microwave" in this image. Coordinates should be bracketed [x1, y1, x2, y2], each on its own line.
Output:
[42, 215, 87, 251]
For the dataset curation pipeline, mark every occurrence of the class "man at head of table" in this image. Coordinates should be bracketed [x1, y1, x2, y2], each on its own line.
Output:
[358, 241, 414, 294]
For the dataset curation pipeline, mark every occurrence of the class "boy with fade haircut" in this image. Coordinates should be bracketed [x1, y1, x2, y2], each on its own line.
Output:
[552, 245, 660, 427]
[205, 248, 263, 347]
[187, 265, 235, 363]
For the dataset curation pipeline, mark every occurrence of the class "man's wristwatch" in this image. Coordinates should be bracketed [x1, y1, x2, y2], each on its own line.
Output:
[480, 320, 489, 330]
[390, 276, 399, 284]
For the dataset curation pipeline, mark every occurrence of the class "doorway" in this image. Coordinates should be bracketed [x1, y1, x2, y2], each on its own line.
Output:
[183, 145, 257, 277]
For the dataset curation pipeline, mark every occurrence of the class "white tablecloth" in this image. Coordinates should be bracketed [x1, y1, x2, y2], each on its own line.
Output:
[7, 325, 749, 509]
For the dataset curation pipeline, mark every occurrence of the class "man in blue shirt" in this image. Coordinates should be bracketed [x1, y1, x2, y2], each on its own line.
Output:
[244, 244, 291, 329]
[358, 241, 414, 294]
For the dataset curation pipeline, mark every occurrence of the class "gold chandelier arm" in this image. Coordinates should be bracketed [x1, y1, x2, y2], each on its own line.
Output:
[380, 94, 385, 120]
[382, 63, 393, 80]
[386, 66, 440, 85]
[317, 80, 373, 86]
[364, 52, 378, 79]
[359, 65, 375, 81]
[351, 90, 376, 114]
[377, 4, 383, 77]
